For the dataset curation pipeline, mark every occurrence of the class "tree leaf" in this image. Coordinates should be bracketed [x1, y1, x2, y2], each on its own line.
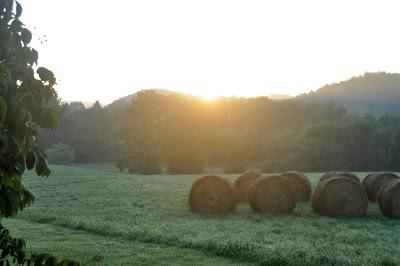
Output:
[0, 96, 8, 123]
[15, 1, 22, 18]
[26, 150, 35, 170]
[20, 28, 32, 45]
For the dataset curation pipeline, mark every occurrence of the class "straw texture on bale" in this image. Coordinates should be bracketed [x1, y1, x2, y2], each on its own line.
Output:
[233, 172, 262, 202]
[189, 175, 236, 214]
[319, 172, 360, 183]
[362, 173, 375, 188]
[281, 171, 311, 201]
[378, 179, 400, 218]
[363, 172, 399, 201]
[248, 175, 296, 213]
[312, 176, 368, 217]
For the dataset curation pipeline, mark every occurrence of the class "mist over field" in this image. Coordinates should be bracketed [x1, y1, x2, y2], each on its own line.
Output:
[1, 0, 400, 265]
[42, 72, 400, 175]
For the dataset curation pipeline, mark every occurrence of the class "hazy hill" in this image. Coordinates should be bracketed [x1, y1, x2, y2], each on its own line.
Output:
[105, 89, 173, 111]
[296, 72, 400, 115]
[105, 72, 400, 115]
[267, 93, 292, 100]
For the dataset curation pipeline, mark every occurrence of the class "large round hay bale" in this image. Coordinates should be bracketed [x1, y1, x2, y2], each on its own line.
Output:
[281, 171, 311, 201]
[233, 172, 262, 202]
[248, 175, 296, 213]
[319, 172, 360, 183]
[189, 175, 236, 214]
[312, 176, 368, 217]
[378, 179, 400, 218]
[363, 172, 399, 201]
[362, 173, 375, 187]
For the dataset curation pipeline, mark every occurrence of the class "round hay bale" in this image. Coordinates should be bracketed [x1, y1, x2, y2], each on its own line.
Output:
[378, 179, 400, 218]
[233, 172, 262, 202]
[312, 176, 368, 217]
[248, 175, 296, 213]
[319, 172, 360, 183]
[281, 171, 311, 201]
[362, 173, 375, 187]
[363, 172, 399, 201]
[189, 175, 236, 214]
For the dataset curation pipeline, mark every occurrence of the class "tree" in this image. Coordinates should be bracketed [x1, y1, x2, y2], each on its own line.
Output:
[0, 1, 79, 264]
[46, 143, 75, 165]
[118, 91, 163, 174]
[389, 129, 400, 169]
[218, 129, 248, 174]
[161, 94, 206, 174]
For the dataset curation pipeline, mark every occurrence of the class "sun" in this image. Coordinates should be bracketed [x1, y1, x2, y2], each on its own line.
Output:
[199, 92, 218, 102]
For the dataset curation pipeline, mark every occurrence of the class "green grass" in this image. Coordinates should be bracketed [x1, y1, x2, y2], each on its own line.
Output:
[3, 165, 400, 266]
[6, 219, 241, 265]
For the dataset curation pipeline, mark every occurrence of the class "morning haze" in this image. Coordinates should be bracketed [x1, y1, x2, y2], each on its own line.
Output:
[1, 1, 399, 265]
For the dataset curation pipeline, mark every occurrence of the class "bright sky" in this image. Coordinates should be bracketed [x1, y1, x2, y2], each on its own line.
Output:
[19, 0, 400, 104]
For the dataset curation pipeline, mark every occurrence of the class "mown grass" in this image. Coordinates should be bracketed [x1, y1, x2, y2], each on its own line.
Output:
[6, 219, 242, 266]
[4, 165, 400, 266]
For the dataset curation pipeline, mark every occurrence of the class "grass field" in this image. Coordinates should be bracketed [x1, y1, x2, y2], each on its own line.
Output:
[3, 164, 400, 266]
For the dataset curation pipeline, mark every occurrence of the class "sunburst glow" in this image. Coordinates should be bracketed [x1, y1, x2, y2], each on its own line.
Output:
[18, 0, 400, 104]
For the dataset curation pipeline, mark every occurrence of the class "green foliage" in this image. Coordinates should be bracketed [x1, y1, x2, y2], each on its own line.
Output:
[40, 100, 117, 163]
[0, 1, 79, 264]
[0, 0, 55, 217]
[46, 143, 74, 165]
[218, 129, 248, 174]
[118, 91, 163, 174]
[261, 160, 289, 173]
[117, 91, 349, 174]
[289, 115, 400, 172]
[389, 129, 400, 168]
[295, 121, 376, 171]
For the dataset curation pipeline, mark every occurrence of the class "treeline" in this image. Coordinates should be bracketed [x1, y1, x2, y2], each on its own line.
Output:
[40, 101, 118, 162]
[41, 90, 400, 173]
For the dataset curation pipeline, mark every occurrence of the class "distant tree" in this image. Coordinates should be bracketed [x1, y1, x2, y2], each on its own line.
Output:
[218, 129, 248, 173]
[68, 101, 86, 111]
[46, 143, 75, 165]
[161, 94, 206, 174]
[297, 123, 349, 171]
[0, 0, 79, 264]
[296, 120, 378, 171]
[41, 100, 116, 162]
[118, 91, 163, 174]
[389, 129, 400, 169]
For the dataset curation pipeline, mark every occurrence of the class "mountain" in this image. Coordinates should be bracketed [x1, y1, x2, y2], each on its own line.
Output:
[105, 73, 400, 115]
[106, 90, 294, 112]
[296, 72, 400, 115]
[268, 93, 292, 100]
[105, 89, 173, 112]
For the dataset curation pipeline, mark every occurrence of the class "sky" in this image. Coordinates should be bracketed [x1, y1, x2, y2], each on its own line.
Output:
[19, 0, 400, 104]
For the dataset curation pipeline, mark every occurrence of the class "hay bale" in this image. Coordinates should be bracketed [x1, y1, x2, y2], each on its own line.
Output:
[378, 179, 400, 218]
[312, 176, 368, 217]
[281, 171, 311, 201]
[189, 175, 236, 214]
[233, 172, 262, 202]
[363, 172, 399, 201]
[362, 173, 375, 187]
[319, 172, 360, 183]
[248, 175, 296, 213]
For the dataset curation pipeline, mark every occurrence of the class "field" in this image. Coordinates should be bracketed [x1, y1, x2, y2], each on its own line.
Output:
[4, 164, 400, 266]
